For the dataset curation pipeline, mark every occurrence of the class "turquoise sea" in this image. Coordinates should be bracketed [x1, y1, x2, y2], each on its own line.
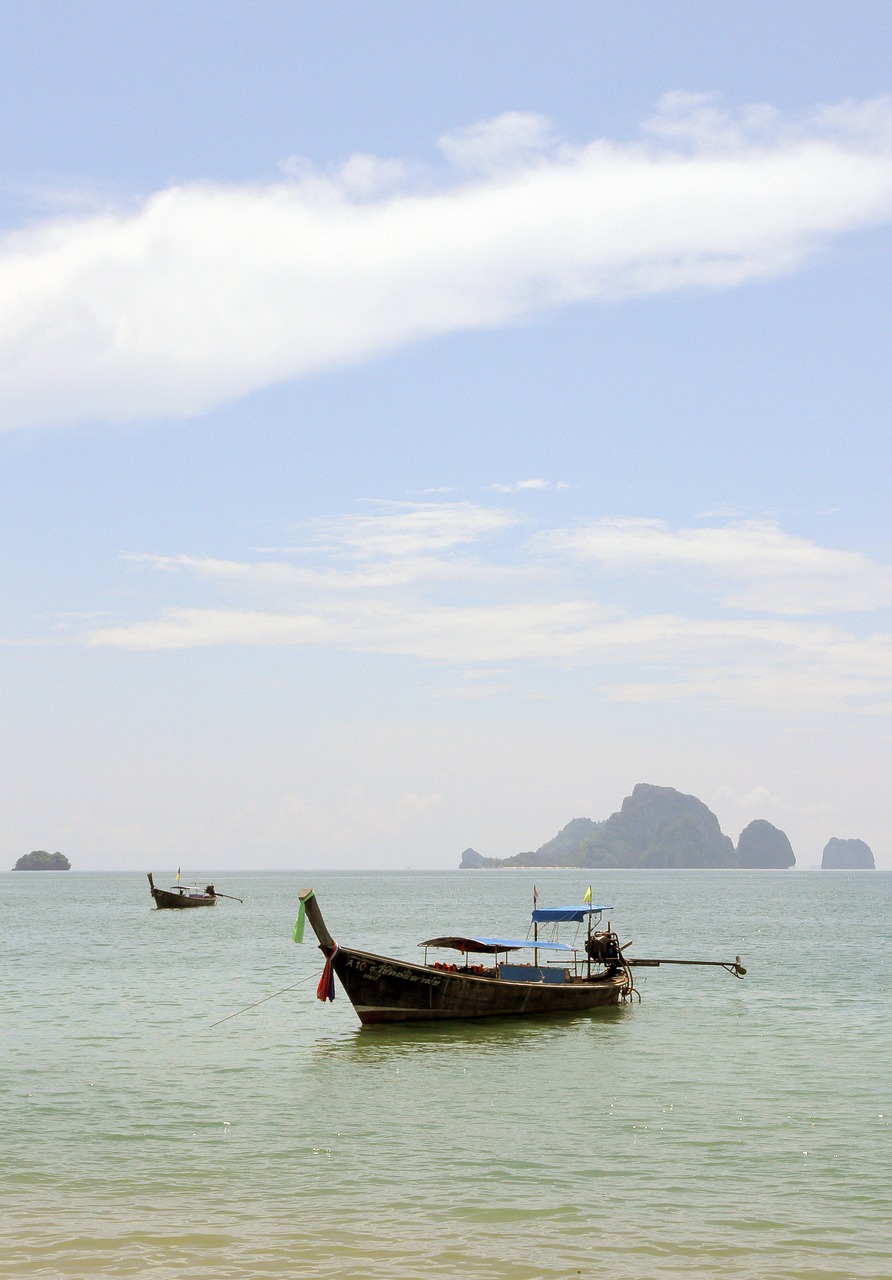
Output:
[2, 869, 889, 1279]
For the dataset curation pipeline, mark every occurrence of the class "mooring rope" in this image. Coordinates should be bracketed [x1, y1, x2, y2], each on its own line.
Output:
[209, 973, 316, 1028]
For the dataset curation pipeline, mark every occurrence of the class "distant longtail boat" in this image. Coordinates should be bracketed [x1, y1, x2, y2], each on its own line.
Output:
[147, 872, 243, 909]
[147, 872, 217, 908]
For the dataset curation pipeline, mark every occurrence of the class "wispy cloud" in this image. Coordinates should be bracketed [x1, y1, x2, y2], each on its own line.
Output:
[438, 111, 559, 172]
[81, 502, 892, 711]
[87, 596, 892, 714]
[3, 95, 892, 430]
[539, 517, 892, 614]
[488, 478, 569, 493]
[304, 500, 521, 558]
[124, 501, 527, 592]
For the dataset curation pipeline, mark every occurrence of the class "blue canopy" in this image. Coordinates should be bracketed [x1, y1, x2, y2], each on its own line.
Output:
[420, 935, 576, 954]
[532, 905, 611, 923]
[477, 936, 575, 952]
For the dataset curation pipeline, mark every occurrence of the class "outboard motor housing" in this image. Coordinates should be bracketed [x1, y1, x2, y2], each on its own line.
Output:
[585, 931, 620, 964]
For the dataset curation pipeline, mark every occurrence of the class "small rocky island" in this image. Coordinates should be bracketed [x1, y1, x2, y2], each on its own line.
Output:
[460, 783, 797, 870]
[736, 819, 796, 869]
[13, 850, 71, 871]
[821, 837, 875, 870]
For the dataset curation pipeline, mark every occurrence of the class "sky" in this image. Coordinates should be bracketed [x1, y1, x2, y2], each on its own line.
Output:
[2, 1, 892, 871]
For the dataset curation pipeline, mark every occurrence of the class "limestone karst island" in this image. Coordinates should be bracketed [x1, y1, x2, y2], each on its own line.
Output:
[13, 850, 71, 871]
[461, 783, 805, 869]
[821, 837, 875, 870]
[461, 784, 878, 869]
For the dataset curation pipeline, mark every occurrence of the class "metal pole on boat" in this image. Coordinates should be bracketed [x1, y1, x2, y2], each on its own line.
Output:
[533, 885, 538, 969]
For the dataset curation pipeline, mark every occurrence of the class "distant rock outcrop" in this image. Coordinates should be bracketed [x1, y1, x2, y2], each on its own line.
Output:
[530, 817, 598, 864]
[13, 850, 71, 871]
[461, 784, 795, 870]
[736, 819, 796, 869]
[821, 837, 875, 870]
[459, 847, 499, 869]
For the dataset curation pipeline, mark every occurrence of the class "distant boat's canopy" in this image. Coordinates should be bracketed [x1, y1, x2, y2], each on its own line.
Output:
[420, 936, 577, 954]
[532, 905, 611, 923]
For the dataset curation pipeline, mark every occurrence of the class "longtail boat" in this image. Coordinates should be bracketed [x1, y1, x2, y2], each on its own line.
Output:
[147, 872, 242, 909]
[295, 888, 745, 1026]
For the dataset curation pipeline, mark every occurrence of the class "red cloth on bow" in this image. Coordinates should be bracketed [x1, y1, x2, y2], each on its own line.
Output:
[316, 944, 338, 1002]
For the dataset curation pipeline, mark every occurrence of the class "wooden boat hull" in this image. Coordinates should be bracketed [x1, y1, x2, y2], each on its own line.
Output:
[331, 946, 628, 1025]
[150, 887, 216, 908]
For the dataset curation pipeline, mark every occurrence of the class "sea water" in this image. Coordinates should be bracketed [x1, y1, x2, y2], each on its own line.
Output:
[1, 869, 889, 1279]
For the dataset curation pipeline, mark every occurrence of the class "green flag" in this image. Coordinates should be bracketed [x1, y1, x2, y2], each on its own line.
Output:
[292, 898, 307, 944]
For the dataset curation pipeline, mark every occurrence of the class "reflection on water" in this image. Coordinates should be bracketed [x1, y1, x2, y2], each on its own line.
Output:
[311, 1001, 631, 1059]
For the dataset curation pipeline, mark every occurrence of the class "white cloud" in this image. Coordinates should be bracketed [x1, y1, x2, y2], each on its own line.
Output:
[122, 501, 530, 594]
[694, 505, 746, 519]
[643, 92, 782, 149]
[719, 784, 783, 815]
[3, 96, 892, 430]
[279, 151, 409, 198]
[304, 500, 521, 558]
[79, 502, 892, 711]
[488, 478, 569, 493]
[539, 517, 892, 614]
[437, 112, 559, 172]
[86, 598, 892, 714]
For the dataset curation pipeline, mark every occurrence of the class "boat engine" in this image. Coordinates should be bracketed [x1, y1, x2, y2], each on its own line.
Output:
[585, 930, 621, 964]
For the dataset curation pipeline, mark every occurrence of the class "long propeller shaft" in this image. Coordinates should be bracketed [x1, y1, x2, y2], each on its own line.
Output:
[626, 955, 746, 977]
